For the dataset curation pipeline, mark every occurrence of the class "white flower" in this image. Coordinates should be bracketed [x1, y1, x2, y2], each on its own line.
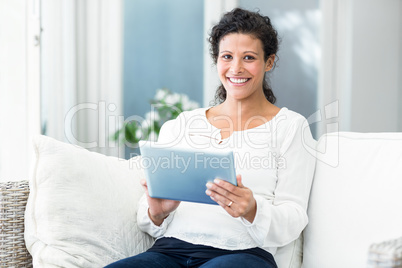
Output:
[181, 94, 189, 104]
[181, 95, 191, 110]
[155, 88, 168, 101]
[145, 110, 160, 122]
[165, 92, 181, 105]
[135, 129, 143, 140]
[182, 96, 199, 111]
[140, 118, 150, 129]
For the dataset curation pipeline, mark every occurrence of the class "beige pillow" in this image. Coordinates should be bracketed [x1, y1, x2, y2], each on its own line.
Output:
[25, 135, 154, 267]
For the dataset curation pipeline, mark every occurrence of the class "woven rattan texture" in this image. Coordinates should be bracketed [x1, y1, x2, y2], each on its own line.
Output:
[0, 181, 32, 268]
[368, 237, 402, 268]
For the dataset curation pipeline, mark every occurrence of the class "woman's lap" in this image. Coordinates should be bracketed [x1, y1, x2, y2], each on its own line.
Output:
[198, 253, 276, 268]
[104, 252, 181, 268]
[104, 251, 276, 268]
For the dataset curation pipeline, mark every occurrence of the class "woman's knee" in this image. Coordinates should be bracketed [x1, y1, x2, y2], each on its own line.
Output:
[199, 253, 276, 268]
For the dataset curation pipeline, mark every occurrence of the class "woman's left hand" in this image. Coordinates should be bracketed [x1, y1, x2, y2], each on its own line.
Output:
[206, 174, 257, 223]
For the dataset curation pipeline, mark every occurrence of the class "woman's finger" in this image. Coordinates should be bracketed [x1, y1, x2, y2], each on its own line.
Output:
[205, 175, 256, 220]
[206, 182, 238, 203]
[214, 178, 242, 196]
[140, 179, 148, 188]
[236, 174, 244, 188]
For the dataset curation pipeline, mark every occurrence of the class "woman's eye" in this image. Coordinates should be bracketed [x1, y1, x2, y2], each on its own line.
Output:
[244, 55, 255, 60]
[222, 55, 232, 60]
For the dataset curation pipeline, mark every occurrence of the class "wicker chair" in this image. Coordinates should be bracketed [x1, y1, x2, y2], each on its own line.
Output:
[0, 181, 32, 267]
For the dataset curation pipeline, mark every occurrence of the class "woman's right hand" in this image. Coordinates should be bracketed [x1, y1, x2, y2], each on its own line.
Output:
[140, 179, 181, 226]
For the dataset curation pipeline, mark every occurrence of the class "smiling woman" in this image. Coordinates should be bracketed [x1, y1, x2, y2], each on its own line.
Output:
[106, 7, 316, 268]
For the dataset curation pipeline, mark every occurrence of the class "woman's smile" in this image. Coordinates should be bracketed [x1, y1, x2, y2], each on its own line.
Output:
[227, 77, 251, 85]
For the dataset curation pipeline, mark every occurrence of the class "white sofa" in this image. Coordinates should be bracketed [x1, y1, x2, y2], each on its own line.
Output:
[303, 132, 402, 267]
[0, 132, 401, 267]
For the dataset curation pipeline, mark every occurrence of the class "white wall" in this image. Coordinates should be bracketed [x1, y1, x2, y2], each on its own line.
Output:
[400, 1, 402, 132]
[350, 0, 401, 132]
[318, 0, 402, 136]
[0, 0, 41, 182]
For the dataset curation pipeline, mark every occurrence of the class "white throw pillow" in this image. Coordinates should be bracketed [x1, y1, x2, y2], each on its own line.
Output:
[25, 135, 154, 267]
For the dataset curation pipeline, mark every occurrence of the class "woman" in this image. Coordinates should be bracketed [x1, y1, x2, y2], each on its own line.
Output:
[106, 7, 315, 268]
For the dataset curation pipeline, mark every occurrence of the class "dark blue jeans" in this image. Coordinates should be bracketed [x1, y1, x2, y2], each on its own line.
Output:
[105, 238, 277, 268]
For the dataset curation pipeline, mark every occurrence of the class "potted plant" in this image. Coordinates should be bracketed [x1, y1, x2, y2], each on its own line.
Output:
[113, 88, 200, 147]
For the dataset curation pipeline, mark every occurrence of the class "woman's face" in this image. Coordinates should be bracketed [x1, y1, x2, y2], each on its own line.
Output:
[217, 33, 273, 102]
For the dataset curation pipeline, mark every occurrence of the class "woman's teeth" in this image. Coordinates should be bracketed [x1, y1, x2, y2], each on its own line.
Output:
[229, 78, 249, 84]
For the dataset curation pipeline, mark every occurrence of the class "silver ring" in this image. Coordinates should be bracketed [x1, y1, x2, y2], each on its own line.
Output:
[227, 201, 233, 207]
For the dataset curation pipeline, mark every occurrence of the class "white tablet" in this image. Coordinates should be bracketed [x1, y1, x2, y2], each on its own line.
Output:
[138, 141, 237, 205]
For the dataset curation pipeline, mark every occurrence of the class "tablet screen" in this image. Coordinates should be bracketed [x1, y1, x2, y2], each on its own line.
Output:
[139, 141, 237, 205]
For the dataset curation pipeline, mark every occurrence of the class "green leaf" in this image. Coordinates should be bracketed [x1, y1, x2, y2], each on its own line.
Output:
[124, 122, 138, 144]
[111, 129, 121, 141]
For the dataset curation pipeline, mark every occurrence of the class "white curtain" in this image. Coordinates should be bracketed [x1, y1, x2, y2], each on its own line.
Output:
[0, 0, 41, 181]
[41, 0, 123, 157]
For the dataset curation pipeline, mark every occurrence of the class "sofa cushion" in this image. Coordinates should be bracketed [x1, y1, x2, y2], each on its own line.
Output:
[303, 132, 402, 268]
[274, 234, 303, 268]
[25, 135, 154, 267]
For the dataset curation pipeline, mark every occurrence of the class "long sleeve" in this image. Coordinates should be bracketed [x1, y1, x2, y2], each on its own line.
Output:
[240, 116, 316, 247]
[136, 117, 182, 238]
[136, 194, 176, 238]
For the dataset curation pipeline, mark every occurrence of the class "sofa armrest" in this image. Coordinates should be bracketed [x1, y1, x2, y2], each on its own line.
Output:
[0, 180, 32, 267]
[367, 236, 402, 268]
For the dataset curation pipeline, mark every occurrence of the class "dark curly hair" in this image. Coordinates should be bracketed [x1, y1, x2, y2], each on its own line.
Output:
[209, 8, 279, 104]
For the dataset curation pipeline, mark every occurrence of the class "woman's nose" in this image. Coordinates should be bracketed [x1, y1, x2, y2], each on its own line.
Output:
[230, 60, 244, 74]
